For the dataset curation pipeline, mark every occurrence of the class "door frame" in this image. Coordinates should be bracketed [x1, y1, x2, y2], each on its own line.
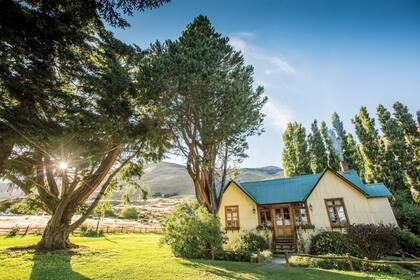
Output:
[257, 204, 297, 237]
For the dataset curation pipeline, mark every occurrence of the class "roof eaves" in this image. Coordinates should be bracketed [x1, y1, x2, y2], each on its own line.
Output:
[224, 180, 258, 204]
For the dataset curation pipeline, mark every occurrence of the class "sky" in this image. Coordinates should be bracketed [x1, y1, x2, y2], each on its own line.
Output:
[110, 0, 420, 168]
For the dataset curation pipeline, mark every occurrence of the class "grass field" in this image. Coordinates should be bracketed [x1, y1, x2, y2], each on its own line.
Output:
[0, 234, 415, 280]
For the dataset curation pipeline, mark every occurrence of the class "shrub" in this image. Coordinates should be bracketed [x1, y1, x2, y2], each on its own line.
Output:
[161, 202, 223, 259]
[347, 224, 399, 260]
[119, 206, 139, 220]
[215, 250, 252, 262]
[233, 231, 269, 253]
[9, 199, 41, 215]
[6, 225, 19, 237]
[391, 226, 420, 257]
[79, 224, 104, 237]
[289, 255, 408, 275]
[394, 202, 420, 235]
[309, 231, 350, 255]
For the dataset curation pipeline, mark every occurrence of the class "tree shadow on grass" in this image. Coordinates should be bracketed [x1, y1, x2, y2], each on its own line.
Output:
[181, 259, 371, 280]
[29, 249, 90, 280]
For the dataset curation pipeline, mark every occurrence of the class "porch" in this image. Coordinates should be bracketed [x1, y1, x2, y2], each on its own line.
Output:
[257, 202, 312, 254]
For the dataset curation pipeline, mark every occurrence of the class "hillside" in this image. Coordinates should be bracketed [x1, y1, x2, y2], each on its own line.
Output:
[0, 162, 283, 201]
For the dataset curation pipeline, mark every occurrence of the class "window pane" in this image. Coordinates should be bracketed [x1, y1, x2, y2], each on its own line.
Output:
[337, 206, 347, 224]
[266, 210, 272, 226]
[328, 207, 337, 223]
[275, 209, 283, 225]
[283, 208, 291, 225]
[300, 208, 308, 225]
[334, 199, 343, 205]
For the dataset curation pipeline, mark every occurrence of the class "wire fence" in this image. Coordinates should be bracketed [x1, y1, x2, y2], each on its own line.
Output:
[0, 224, 162, 235]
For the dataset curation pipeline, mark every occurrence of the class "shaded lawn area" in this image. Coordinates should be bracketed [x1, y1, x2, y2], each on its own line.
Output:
[0, 234, 415, 280]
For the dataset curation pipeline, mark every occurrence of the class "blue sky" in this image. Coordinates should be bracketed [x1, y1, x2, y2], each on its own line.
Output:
[110, 0, 420, 168]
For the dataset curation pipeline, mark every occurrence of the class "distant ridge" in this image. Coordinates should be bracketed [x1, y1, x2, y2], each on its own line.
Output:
[0, 161, 283, 200]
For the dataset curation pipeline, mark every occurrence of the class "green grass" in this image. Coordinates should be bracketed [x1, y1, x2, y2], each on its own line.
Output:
[0, 234, 415, 280]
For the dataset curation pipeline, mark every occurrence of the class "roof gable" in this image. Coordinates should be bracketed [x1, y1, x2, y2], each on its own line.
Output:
[223, 168, 392, 205]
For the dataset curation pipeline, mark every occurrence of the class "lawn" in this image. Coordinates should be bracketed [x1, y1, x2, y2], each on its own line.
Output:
[0, 234, 415, 280]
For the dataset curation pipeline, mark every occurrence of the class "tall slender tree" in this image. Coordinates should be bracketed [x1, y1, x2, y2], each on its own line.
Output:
[143, 16, 266, 213]
[308, 120, 327, 173]
[393, 102, 420, 191]
[320, 121, 339, 170]
[352, 106, 383, 183]
[282, 122, 311, 177]
[376, 105, 409, 193]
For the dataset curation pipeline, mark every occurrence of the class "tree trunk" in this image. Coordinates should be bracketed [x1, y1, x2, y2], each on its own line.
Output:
[37, 220, 74, 250]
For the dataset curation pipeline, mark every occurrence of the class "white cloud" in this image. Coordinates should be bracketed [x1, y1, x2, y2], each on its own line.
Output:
[229, 35, 296, 75]
[263, 100, 294, 131]
[230, 33, 296, 132]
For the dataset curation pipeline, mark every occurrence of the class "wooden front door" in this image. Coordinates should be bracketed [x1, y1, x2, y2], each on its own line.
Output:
[273, 206, 294, 237]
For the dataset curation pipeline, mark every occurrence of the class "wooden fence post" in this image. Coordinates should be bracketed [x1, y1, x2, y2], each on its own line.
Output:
[285, 252, 289, 266]
[346, 253, 354, 271]
[23, 225, 29, 236]
[211, 247, 215, 261]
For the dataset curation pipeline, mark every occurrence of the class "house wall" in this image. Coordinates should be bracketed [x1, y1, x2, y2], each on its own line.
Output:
[297, 170, 397, 252]
[217, 182, 258, 247]
[367, 197, 398, 225]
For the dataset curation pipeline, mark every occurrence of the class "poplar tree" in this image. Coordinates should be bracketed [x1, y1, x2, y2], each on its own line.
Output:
[282, 122, 311, 177]
[308, 120, 327, 173]
[320, 121, 339, 170]
[352, 107, 383, 183]
[377, 105, 408, 193]
[343, 133, 364, 176]
[393, 102, 420, 191]
[332, 113, 364, 172]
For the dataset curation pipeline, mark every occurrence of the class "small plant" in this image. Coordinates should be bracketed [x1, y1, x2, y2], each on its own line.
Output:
[79, 224, 104, 237]
[233, 231, 269, 253]
[6, 225, 20, 237]
[346, 224, 399, 260]
[119, 206, 140, 220]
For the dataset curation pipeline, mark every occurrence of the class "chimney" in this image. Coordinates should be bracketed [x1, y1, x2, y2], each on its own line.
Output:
[339, 161, 349, 172]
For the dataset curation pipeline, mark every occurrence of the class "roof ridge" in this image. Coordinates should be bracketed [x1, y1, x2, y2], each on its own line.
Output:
[239, 172, 322, 185]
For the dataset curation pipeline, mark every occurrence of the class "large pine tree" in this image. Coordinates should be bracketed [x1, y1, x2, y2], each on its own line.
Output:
[320, 121, 340, 170]
[308, 120, 327, 173]
[282, 122, 311, 177]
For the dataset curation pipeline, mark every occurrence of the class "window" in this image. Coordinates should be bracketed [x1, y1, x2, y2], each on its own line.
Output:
[225, 206, 239, 229]
[294, 203, 309, 225]
[325, 198, 348, 227]
[274, 207, 291, 226]
[259, 207, 272, 226]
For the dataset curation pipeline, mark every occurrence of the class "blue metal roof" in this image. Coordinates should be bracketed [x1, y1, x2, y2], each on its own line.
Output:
[232, 169, 392, 205]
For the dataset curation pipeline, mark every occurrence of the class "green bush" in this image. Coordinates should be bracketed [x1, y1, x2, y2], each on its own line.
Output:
[289, 255, 408, 275]
[9, 199, 41, 215]
[79, 224, 104, 237]
[161, 202, 223, 259]
[394, 202, 420, 235]
[215, 250, 252, 262]
[233, 231, 269, 253]
[6, 225, 19, 237]
[391, 226, 420, 257]
[347, 224, 399, 260]
[119, 206, 139, 220]
[309, 231, 350, 255]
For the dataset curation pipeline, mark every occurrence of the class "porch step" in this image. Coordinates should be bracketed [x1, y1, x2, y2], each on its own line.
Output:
[273, 237, 296, 253]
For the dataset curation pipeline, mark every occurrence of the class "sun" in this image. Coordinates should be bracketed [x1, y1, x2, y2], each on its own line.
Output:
[58, 161, 68, 170]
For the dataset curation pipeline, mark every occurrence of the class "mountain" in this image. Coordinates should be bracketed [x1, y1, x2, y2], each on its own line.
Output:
[0, 162, 283, 201]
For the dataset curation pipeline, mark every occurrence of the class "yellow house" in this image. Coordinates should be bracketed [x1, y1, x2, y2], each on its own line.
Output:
[217, 167, 397, 253]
